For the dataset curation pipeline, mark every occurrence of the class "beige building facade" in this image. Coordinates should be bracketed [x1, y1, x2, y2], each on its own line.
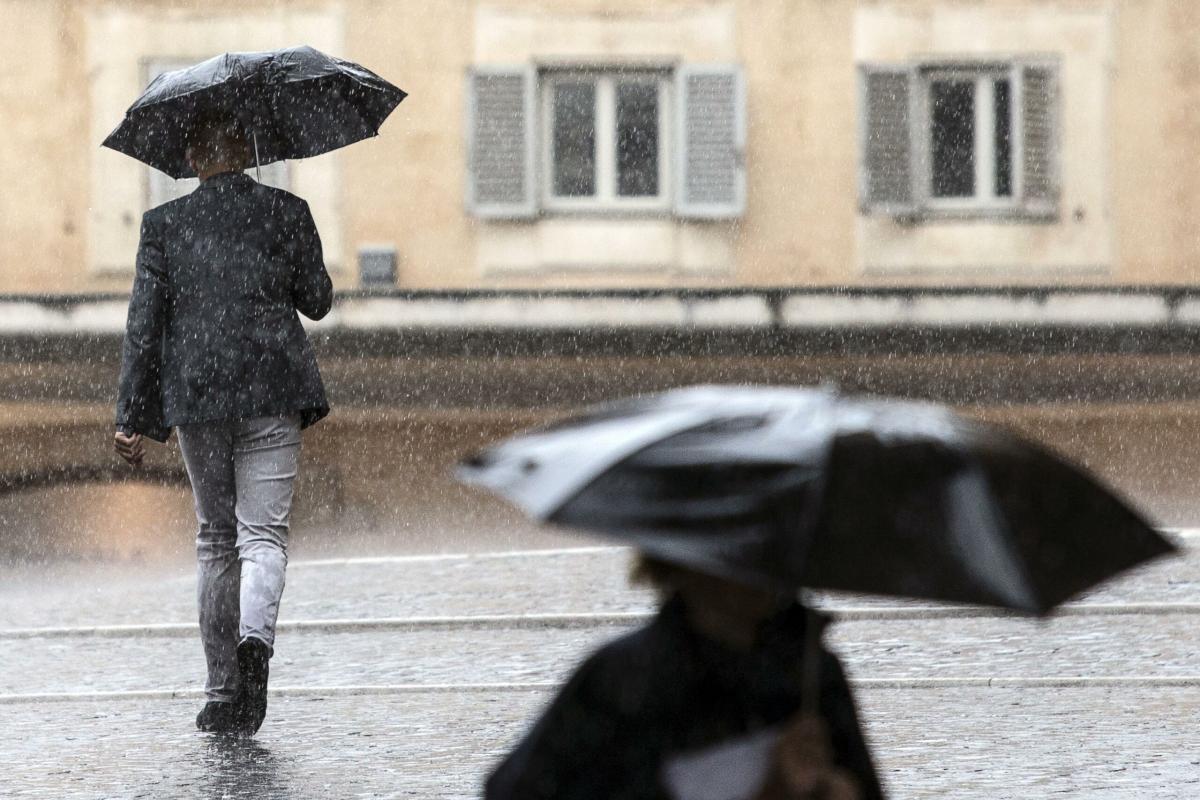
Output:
[0, 0, 1197, 295]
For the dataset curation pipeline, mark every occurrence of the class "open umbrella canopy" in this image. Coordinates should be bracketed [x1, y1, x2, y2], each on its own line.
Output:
[101, 45, 406, 178]
[460, 385, 1176, 615]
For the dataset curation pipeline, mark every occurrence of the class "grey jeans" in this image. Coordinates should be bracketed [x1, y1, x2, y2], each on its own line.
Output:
[177, 415, 302, 702]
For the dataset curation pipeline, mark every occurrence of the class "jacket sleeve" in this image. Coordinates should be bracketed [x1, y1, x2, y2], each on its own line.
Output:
[115, 213, 171, 443]
[819, 651, 887, 800]
[485, 653, 627, 800]
[287, 199, 333, 321]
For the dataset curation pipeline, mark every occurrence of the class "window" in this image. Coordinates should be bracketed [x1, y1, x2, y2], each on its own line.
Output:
[925, 68, 1014, 208]
[466, 65, 745, 220]
[143, 59, 289, 210]
[541, 71, 671, 212]
[859, 59, 1058, 219]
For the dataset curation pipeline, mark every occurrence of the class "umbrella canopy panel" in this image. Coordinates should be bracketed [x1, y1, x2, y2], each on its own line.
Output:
[461, 386, 1177, 615]
[801, 404, 1174, 612]
[102, 46, 407, 179]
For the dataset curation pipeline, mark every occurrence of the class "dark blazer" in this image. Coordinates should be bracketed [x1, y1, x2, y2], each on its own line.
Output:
[485, 597, 885, 800]
[116, 171, 332, 442]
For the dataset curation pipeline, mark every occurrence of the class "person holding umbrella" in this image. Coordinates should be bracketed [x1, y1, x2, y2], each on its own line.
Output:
[485, 551, 881, 799]
[108, 47, 405, 735]
[462, 385, 1176, 798]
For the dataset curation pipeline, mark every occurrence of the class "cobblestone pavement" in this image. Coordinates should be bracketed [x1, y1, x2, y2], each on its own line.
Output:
[1, 538, 1198, 798]
[3, 534, 1198, 629]
[4, 614, 1200, 696]
[4, 687, 1199, 799]
[0, 548, 653, 629]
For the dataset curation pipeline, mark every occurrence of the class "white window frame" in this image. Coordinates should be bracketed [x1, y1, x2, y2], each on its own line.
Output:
[540, 70, 673, 214]
[917, 63, 1023, 213]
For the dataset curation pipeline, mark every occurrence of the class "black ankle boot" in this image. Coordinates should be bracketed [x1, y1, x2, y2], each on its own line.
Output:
[196, 700, 238, 732]
[235, 638, 271, 735]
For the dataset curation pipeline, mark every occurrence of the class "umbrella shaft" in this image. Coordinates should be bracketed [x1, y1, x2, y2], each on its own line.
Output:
[253, 131, 262, 182]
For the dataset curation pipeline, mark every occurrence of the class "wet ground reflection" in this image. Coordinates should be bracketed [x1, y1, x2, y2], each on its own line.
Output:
[199, 736, 290, 799]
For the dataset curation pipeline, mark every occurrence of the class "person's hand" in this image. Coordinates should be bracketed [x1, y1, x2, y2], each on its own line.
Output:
[754, 715, 861, 800]
[114, 431, 145, 466]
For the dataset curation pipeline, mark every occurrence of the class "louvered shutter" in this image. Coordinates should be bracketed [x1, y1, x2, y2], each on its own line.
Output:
[858, 65, 916, 214]
[1020, 61, 1059, 217]
[466, 66, 537, 219]
[675, 65, 746, 219]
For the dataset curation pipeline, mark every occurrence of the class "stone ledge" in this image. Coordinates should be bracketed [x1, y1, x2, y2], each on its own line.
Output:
[1, 288, 1199, 333]
[780, 292, 1174, 327]
[2, 288, 1200, 358]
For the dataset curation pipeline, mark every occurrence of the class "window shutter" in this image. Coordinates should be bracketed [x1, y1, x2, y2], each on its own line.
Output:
[675, 65, 746, 219]
[466, 66, 537, 219]
[1020, 61, 1060, 216]
[858, 65, 916, 214]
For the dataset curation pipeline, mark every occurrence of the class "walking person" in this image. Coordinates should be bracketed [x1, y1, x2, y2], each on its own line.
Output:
[463, 385, 1175, 798]
[484, 554, 883, 799]
[113, 108, 332, 735]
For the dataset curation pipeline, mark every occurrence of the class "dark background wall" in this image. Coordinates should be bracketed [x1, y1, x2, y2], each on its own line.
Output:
[4, 339, 1200, 564]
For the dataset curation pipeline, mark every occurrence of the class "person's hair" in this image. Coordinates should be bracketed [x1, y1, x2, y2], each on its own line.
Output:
[185, 109, 251, 171]
[631, 552, 796, 606]
[630, 553, 692, 596]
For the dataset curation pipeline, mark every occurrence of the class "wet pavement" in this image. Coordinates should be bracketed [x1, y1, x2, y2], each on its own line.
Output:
[6, 613, 1200, 697]
[5, 531, 1200, 629]
[6, 687, 1200, 799]
[2, 537, 1198, 798]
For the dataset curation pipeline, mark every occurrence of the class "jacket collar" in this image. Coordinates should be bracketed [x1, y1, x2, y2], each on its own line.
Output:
[199, 170, 254, 188]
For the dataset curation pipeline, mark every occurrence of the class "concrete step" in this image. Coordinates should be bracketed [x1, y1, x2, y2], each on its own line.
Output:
[5, 613, 1199, 697]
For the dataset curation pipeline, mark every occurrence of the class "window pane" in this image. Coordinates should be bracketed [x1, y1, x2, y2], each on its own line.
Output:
[993, 78, 1013, 197]
[553, 81, 596, 197]
[930, 79, 975, 198]
[616, 82, 659, 197]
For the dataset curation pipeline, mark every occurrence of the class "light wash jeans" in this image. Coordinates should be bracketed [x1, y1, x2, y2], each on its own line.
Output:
[177, 415, 301, 702]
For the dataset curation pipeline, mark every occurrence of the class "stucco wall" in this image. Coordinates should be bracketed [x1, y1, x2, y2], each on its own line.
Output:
[0, 0, 1197, 293]
[853, 1, 1114, 278]
[1110, 0, 1200, 284]
[0, 1, 88, 294]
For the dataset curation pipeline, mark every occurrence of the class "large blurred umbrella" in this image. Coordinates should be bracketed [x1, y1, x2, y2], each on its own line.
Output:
[460, 386, 1175, 615]
[101, 45, 406, 179]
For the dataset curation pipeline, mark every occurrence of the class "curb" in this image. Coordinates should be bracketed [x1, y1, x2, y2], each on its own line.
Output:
[4, 676, 1200, 705]
[5, 602, 1200, 640]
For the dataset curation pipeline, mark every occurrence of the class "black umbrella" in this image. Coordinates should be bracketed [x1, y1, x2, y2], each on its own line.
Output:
[101, 45, 406, 179]
[459, 385, 1176, 615]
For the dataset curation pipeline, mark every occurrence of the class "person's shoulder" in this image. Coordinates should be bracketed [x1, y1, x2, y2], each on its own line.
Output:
[143, 195, 187, 220]
[139, 201, 177, 233]
[254, 183, 310, 212]
[562, 619, 680, 713]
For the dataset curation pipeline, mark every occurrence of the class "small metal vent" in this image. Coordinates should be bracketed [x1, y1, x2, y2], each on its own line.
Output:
[358, 245, 397, 287]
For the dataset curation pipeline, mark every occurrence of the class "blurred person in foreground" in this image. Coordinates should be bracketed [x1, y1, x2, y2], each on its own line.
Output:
[485, 554, 884, 800]
[113, 109, 332, 735]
